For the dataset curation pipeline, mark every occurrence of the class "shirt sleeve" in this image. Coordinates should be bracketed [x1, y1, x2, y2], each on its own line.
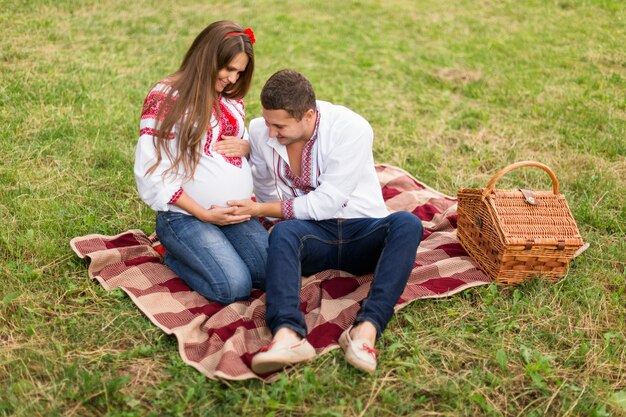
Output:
[134, 84, 184, 212]
[292, 118, 374, 220]
[249, 118, 281, 204]
[234, 99, 250, 142]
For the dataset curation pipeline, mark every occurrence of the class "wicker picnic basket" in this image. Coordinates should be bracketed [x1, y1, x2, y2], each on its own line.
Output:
[457, 161, 584, 285]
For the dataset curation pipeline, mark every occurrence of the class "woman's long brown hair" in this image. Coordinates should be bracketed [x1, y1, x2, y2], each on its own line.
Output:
[147, 20, 254, 179]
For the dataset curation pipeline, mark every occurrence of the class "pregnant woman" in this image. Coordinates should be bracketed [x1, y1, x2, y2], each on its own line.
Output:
[134, 20, 267, 304]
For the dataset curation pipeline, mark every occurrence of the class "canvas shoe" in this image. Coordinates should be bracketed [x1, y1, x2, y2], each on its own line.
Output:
[338, 326, 379, 374]
[251, 338, 316, 374]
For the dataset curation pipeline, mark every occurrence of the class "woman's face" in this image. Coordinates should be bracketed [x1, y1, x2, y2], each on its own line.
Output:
[215, 52, 249, 93]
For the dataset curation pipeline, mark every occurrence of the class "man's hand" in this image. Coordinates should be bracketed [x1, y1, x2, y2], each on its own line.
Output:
[228, 199, 283, 218]
[227, 199, 260, 216]
[213, 136, 250, 157]
[200, 206, 251, 225]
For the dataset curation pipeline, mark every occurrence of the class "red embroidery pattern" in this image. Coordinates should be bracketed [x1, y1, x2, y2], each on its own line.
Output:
[233, 99, 245, 118]
[219, 100, 243, 168]
[220, 100, 239, 137]
[281, 112, 321, 195]
[282, 139, 315, 192]
[141, 88, 174, 121]
[258, 216, 281, 230]
[203, 106, 217, 157]
[281, 199, 294, 219]
[139, 127, 174, 139]
[168, 187, 183, 204]
[202, 99, 243, 168]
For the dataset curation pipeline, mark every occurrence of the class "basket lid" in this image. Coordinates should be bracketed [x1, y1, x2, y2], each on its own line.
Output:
[487, 189, 584, 246]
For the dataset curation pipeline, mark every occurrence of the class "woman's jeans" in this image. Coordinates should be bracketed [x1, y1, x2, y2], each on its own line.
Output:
[265, 211, 423, 338]
[155, 211, 268, 304]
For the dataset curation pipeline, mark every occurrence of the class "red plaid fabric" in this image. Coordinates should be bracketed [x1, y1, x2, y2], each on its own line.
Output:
[70, 164, 491, 382]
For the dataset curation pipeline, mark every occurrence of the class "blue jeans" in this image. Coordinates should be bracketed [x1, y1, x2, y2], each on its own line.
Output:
[155, 211, 268, 304]
[265, 211, 423, 338]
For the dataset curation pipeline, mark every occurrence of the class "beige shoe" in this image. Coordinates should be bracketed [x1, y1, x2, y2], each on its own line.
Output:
[251, 339, 316, 374]
[338, 326, 379, 373]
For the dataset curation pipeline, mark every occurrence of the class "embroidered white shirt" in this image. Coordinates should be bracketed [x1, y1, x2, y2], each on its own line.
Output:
[134, 81, 253, 214]
[249, 100, 389, 220]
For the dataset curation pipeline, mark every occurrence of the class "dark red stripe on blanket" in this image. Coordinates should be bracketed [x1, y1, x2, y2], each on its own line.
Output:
[189, 302, 225, 317]
[321, 277, 361, 299]
[126, 285, 169, 298]
[447, 214, 458, 228]
[435, 243, 468, 257]
[205, 318, 259, 343]
[159, 277, 193, 293]
[104, 233, 144, 249]
[124, 255, 162, 267]
[249, 289, 264, 300]
[381, 186, 402, 201]
[419, 277, 468, 293]
[307, 322, 344, 348]
[412, 204, 441, 222]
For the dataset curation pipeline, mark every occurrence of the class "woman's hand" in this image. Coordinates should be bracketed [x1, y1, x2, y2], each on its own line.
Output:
[200, 206, 251, 225]
[171, 190, 251, 225]
[213, 136, 250, 157]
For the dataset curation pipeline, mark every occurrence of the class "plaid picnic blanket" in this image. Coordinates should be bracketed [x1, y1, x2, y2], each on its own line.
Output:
[70, 164, 491, 382]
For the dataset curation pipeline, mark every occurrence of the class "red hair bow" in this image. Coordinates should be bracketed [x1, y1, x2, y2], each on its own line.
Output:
[243, 28, 256, 44]
[226, 28, 256, 44]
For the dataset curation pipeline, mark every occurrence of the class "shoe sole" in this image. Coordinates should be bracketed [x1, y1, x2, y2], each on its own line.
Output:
[338, 331, 376, 374]
[251, 352, 316, 374]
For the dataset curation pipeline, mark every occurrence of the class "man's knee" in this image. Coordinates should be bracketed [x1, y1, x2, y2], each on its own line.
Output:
[388, 211, 423, 239]
[269, 220, 306, 244]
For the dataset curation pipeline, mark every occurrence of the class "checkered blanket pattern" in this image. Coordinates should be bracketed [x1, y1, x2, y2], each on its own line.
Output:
[70, 164, 491, 382]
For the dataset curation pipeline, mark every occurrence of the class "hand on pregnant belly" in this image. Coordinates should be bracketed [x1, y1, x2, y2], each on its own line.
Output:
[201, 206, 251, 225]
[227, 199, 259, 216]
[213, 135, 250, 157]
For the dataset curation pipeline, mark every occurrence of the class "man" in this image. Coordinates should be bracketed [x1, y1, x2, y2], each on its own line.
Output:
[228, 70, 423, 374]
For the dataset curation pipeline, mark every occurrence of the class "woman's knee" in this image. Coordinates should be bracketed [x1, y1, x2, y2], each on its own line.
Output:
[164, 242, 255, 304]
[213, 269, 253, 304]
[227, 276, 253, 303]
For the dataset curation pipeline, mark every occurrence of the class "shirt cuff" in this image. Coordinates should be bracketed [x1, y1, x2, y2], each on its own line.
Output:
[259, 216, 282, 230]
[280, 199, 295, 219]
[168, 187, 183, 204]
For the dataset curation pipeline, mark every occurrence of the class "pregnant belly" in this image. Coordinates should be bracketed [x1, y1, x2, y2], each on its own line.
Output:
[183, 161, 253, 208]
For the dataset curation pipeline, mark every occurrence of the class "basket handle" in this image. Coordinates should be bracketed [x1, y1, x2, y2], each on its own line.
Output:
[481, 161, 560, 200]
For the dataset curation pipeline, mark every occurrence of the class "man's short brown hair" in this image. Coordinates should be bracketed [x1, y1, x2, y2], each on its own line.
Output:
[260, 70, 316, 120]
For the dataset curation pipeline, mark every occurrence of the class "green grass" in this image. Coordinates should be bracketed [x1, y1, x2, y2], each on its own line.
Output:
[1, 0, 624, 415]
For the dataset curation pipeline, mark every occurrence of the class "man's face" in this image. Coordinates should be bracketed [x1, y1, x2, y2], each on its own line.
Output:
[262, 108, 314, 146]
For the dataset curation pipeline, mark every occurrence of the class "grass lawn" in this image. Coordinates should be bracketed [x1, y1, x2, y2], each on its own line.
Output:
[1, 0, 624, 416]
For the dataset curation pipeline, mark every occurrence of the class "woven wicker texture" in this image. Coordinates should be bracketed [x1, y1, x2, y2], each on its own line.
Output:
[457, 161, 584, 286]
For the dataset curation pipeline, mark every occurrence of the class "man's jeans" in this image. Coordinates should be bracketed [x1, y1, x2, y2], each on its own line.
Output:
[265, 211, 423, 338]
[156, 211, 268, 304]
